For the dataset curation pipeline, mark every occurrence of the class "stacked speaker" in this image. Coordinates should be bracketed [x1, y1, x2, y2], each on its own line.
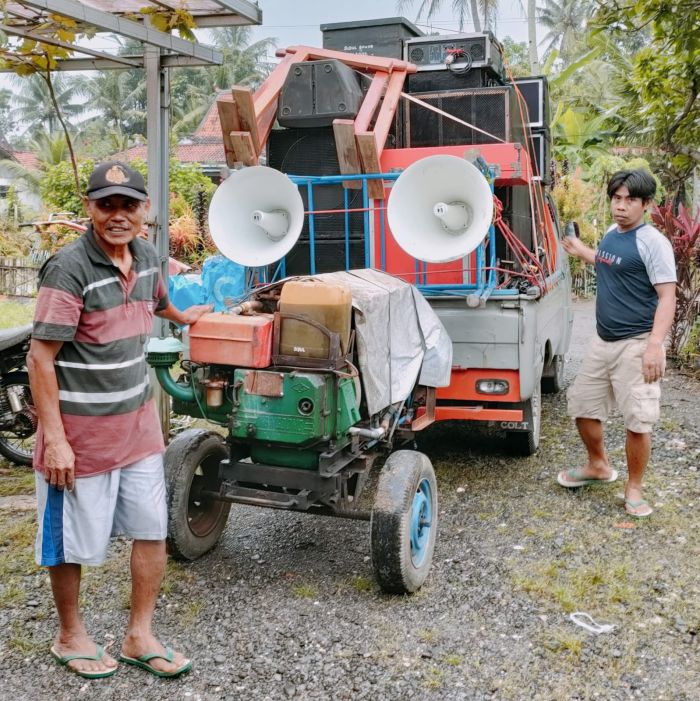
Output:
[514, 76, 551, 185]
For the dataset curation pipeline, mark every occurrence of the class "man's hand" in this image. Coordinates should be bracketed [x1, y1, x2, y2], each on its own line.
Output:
[43, 438, 76, 491]
[156, 302, 213, 327]
[561, 235, 596, 264]
[642, 339, 666, 383]
[179, 304, 214, 326]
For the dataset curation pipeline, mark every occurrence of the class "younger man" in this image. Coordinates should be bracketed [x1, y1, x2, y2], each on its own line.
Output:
[558, 169, 676, 517]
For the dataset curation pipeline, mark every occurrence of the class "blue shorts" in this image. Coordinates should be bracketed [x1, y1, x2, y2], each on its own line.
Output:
[35, 452, 167, 566]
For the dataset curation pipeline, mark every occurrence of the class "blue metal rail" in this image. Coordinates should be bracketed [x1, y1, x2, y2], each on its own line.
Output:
[258, 171, 513, 301]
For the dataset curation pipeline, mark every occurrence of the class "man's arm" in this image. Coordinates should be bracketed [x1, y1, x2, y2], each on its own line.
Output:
[642, 282, 676, 383]
[26, 339, 76, 490]
[561, 235, 596, 265]
[155, 302, 213, 327]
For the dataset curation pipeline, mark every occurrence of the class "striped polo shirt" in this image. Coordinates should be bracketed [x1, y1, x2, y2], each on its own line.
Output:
[32, 226, 169, 477]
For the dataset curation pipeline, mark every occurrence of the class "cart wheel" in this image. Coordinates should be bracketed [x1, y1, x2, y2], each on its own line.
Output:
[541, 354, 565, 394]
[165, 428, 231, 561]
[371, 450, 438, 594]
[507, 381, 541, 456]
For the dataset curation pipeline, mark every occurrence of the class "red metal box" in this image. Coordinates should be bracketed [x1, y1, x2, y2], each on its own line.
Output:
[188, 313, 273, 368]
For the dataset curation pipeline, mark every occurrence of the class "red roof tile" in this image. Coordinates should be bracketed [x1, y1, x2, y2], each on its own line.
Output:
[13, 151, 40, 170]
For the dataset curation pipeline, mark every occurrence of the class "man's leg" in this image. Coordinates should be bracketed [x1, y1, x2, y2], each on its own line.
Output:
[49, 563, 118, 675]
[625, 429, 652, 514]
[120, 540, 189, 674]
[573, 417, 616, 478]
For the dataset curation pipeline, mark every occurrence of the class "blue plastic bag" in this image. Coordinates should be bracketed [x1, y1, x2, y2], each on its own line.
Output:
[201, 255, 246, 311]
[168, 273, 205, 311]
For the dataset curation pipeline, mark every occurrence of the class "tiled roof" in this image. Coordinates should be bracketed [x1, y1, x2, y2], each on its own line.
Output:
[13, 151, 40, 170]
[113, 96, 227, 166]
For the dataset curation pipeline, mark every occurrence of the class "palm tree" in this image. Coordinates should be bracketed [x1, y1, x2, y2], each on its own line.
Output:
[397, 0, 539, 72]
[538, 0, 592, 65]
[0, 132, 71, 194]
[10, 73, 84, 137]
[170, 26, 276, 137]
[77, 69, 147, 138]
[397, 0, 498, 32]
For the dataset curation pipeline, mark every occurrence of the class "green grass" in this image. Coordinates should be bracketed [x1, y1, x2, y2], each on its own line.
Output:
[350, 576, 373, 593]
[0, 300, 35, 328]
[0, 511, 38, 609]
[292, 583, 317, 599]
[0, 465, 35, 495]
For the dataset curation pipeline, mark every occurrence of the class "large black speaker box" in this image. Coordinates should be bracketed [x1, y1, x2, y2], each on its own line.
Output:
[277, 60, 365, 128]
[513, 76, 550, 128]
[528, 128, 552, 185]
[267, 127, 365, 275]
[494, 185, 533, 258]
[404, 86, 524, 148]
[407, 67, 504, 93]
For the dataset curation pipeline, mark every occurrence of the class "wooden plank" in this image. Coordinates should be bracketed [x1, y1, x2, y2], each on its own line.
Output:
[256, 99, 280, 153]
[333, 119, 362, 190]
[354, 71, 388, 133]
[231, 86, 261, 156]
[229, 131, 258, 167]
[217, 95, 242, 168]
[356, 132, 385, 200]
[279, 45, 417, 74]
[372, 71, 406, 151]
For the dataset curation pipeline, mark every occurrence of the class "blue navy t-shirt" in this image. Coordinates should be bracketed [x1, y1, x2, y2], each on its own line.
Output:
[595, 223, 676, 341]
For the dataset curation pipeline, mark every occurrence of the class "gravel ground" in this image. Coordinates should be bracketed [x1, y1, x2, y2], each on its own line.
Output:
[1, 298, 699, 701]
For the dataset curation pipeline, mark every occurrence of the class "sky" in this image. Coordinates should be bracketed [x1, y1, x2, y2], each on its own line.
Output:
[248, 0, 538, 54]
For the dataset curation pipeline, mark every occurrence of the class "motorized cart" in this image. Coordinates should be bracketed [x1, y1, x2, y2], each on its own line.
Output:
[148, 269, 452, 594]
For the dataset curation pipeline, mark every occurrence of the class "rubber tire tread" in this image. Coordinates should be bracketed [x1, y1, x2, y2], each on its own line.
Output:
[0, 371, 34, 466]
[371, 450, 438, 594]
[541, 354, 565, 394]
[165, 428, 231, 561]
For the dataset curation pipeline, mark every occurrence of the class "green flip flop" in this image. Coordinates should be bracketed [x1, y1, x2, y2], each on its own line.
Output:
[50, 644, 118, 679]
[624, 498, 653, 518]
[119, 647, 192, 678]
[557, 467, 619, 488]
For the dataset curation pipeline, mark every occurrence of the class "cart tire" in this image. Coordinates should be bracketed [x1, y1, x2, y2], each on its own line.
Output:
[165, 428, 231, 561]
[541, 354, 565, 394]
[371, 450, 438, 594]
[0, 372, 36, 467]
[507, 381, 541, 456]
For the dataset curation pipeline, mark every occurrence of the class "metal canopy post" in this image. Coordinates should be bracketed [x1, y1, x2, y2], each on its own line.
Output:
[145, 42, 171, 436]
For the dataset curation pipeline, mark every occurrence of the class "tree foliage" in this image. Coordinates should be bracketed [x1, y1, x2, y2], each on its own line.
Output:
[591, 0, 700, 200]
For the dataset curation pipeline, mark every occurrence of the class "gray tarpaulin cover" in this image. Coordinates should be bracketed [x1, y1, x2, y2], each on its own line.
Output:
[314, 269, 452, 417]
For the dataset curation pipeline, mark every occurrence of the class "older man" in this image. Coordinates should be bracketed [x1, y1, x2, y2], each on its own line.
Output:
[28, 161, 211, 678]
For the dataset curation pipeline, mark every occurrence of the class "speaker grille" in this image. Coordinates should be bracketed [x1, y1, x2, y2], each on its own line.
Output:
[405, 87, 523, 147]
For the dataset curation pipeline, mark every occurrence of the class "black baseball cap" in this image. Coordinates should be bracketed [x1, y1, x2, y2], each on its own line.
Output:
[86, 161, 148, 201]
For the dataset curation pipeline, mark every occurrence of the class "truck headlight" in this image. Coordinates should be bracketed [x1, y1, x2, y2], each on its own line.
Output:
[476, 379, 509, 395]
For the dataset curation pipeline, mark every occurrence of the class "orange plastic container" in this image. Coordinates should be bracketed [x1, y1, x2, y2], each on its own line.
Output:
[188, 313, 273, 368]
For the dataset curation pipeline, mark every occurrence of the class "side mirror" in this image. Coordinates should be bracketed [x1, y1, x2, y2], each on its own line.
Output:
[564, 221, 580, 239]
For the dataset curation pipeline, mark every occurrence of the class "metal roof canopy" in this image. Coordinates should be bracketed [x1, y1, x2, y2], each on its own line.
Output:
[1, 0, 262, 69]
[1, 2, 263, 433]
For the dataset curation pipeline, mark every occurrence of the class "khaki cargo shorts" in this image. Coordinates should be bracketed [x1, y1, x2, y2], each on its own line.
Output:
[567, 333, 661, 434]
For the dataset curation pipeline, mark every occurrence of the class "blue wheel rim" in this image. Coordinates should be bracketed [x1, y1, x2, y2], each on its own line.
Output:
[410, 478, 433, 567]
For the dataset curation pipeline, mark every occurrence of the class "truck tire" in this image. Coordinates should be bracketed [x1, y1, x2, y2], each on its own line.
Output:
[541, 354, 565, 394]
[165, 428, 231, 561]
[507, 381, 541, 456]
[371, 450, 438, 594]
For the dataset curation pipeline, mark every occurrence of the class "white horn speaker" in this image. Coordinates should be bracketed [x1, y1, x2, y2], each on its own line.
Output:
[208, 166, 305, 267]
[387, 155, 494, 263]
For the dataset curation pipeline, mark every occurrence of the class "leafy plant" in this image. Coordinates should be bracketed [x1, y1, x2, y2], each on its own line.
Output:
[649, 203, 700, 358]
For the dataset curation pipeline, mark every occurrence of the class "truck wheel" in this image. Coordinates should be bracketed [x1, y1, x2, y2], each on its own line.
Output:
[508, 381, 541, 456]
[371, 450, 438, 594]
[165, 428, 231, 561]
[541, 354, 565, 394]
